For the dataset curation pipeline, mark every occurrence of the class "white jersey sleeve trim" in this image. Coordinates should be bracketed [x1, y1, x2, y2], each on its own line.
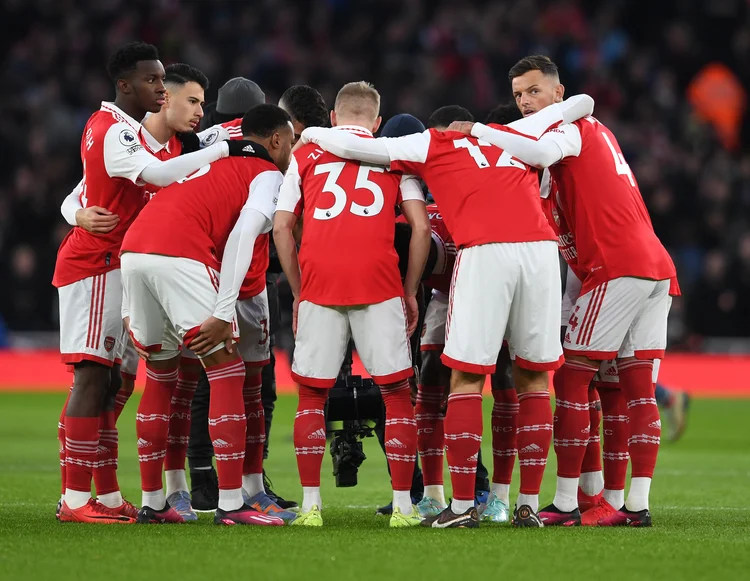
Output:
[246, 169, 283, 222]
[301, 127, 391, 166]
[61, 181, 84, 226]
[103, 122, 156, 184]
[197, 124, 233, 148]
[398, 174, 424, 202]
[383, 131, 430, 165]
[213, 206, 271, 322]
[275, 155, 302, 214]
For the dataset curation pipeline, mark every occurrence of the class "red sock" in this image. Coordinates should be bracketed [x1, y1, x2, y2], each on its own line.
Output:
[444, 393, 483, 501]
[58, 387, 72, 495]
[115, 377, 135, 421]
[415, 384, 445, 486]
[600, 387, 628, 492]
[553, 360, 598, 478]
[381, 380, 417, 491]
[206, 358, 247, 491]
[136, 365, 178, 492]
[64, 415, 100, 493]
[618, 359, 660, 478]
[242, 366, 265, 477]
[581, 386, 602, 474]
[93, 410, 119, 495]
[294, 385, 329, 487]
[164, 361, 200, 471]
[517, 391, 553, 495]
[491, 389, 518, 486]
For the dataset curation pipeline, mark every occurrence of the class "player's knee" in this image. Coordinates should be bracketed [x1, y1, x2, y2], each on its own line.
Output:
[449, 369, 484, 393]
[512, 364, 548, 394]
[566, 353, 597, 366]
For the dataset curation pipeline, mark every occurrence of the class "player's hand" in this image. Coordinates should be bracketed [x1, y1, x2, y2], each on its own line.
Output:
[404, 293, 418, 337]
[189, 317, 234, 356]
[446, 121, 475, 136]
[75, 206, 119, 234]
[123, 317, 150, 360]
[292, 297, 300, 337]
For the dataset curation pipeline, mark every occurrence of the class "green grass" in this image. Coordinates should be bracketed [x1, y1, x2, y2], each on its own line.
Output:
[0, 392, 749, 581]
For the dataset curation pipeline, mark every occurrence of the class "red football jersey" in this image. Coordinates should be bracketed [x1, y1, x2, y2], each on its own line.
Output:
[197, 118, 268, 299]
[397, 203, 456, 294]
[541, 117, 677, 295]
[121, 157, 281, 271]
[541, 171, 586, 282]
[53, 103, 160, 287]
[382, 129, 556, 249]
[140, 130, 183, 200]
[276, 126, 424, 306]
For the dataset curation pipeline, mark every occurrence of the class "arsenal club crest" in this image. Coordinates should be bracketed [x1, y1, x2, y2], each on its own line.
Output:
[104, 336, 116, 352]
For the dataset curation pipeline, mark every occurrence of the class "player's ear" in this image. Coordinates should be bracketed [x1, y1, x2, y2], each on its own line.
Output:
[555, 83, 565, 103]
[372, 116, 382, 134]
[116, 78, 131, 95]
[330, 110, 337, 127]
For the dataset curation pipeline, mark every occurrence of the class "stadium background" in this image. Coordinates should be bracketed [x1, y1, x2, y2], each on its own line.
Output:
[1, 0, 749, 392]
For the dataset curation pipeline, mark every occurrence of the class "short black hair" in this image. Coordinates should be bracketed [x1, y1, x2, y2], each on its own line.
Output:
[165, 63, 209, 91]
[241, 104, 292, 138]
[484, 102, 523, 125]
[279, 85, 329, 129]
[427, 105, 474, 129]
[106, 41, 160, 83]
[508, 55, 559, 80]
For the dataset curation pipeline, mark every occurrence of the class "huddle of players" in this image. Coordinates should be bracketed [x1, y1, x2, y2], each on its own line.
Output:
[53, 41, 676, 529]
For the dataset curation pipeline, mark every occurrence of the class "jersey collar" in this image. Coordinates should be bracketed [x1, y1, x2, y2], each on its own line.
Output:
[139, 125, 171, 154]
[334, 125, 373, 137]
[100, 102, 143, 133]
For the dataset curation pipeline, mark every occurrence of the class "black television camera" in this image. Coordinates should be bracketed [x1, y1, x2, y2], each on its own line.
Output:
[325, 343, 384, 487]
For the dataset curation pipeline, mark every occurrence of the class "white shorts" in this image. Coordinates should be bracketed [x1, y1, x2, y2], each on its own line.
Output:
[236, 289, 271, 367]
[58, 269, 127, 367]
[120, 338, 139, 379]
[420, 290, 448, 352]
[591, 358, 662, 388]
[292, 297, 413, 388]
[443, 241, 563, 374]
[561, 266, 582, 326]
[121, 253, 238, 361]
[564, 277, 672, 360]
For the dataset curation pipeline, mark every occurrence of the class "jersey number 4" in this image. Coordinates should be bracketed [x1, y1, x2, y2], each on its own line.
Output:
[601, 132, 635, 187]
[313, 162, 384, 220]
[453, 138, 526, 170]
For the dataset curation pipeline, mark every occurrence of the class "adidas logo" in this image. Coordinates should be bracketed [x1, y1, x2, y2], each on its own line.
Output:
[96, 445, 109, 454]
[467, 452, 478, 462]
[605, 366, 618, 377]
[212, 439, 231, 449]
[242, 144, 255, 153]
[385, 438, 407, 449]
[136, 438, 150, 449]
[308, 428, 326, 440]
[649, 420, 661, 429]
[520, 443, 543, 454]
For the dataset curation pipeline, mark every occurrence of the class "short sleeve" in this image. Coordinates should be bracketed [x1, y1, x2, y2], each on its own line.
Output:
[103, 123, 156, 184]
[540, 123, 582, 160]
[384, 131, 431, 176]
[197, 124, 231, 148]
[246, 169, 283, 222]
[397, 174, 424, 204]
[275, 155, 303, 215]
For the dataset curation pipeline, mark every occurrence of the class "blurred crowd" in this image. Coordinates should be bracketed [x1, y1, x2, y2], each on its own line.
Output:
[1, 0, 749, 347]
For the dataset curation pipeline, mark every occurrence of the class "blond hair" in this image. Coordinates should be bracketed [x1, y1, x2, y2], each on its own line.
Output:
[334, 81, 380, 121]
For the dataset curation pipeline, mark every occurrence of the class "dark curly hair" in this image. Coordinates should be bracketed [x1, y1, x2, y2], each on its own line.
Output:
[241, 104, 292, 138]
[427, 105, 474, 129]
[106, 41, 160, 83]
[279, 85, 329, 129]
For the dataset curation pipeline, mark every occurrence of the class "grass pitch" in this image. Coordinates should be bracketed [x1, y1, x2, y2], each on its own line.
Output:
[0, 392, 748, 581]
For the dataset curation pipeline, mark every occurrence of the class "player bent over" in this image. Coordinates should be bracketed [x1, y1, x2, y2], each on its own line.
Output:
[274, 82, 431, 528]
[120, 104, 293, 525]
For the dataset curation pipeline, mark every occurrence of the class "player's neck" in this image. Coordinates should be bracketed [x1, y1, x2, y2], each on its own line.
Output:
[113, 97, 147, 126]
[333, 118, 374, 133]
[142, 112, 176, 144]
